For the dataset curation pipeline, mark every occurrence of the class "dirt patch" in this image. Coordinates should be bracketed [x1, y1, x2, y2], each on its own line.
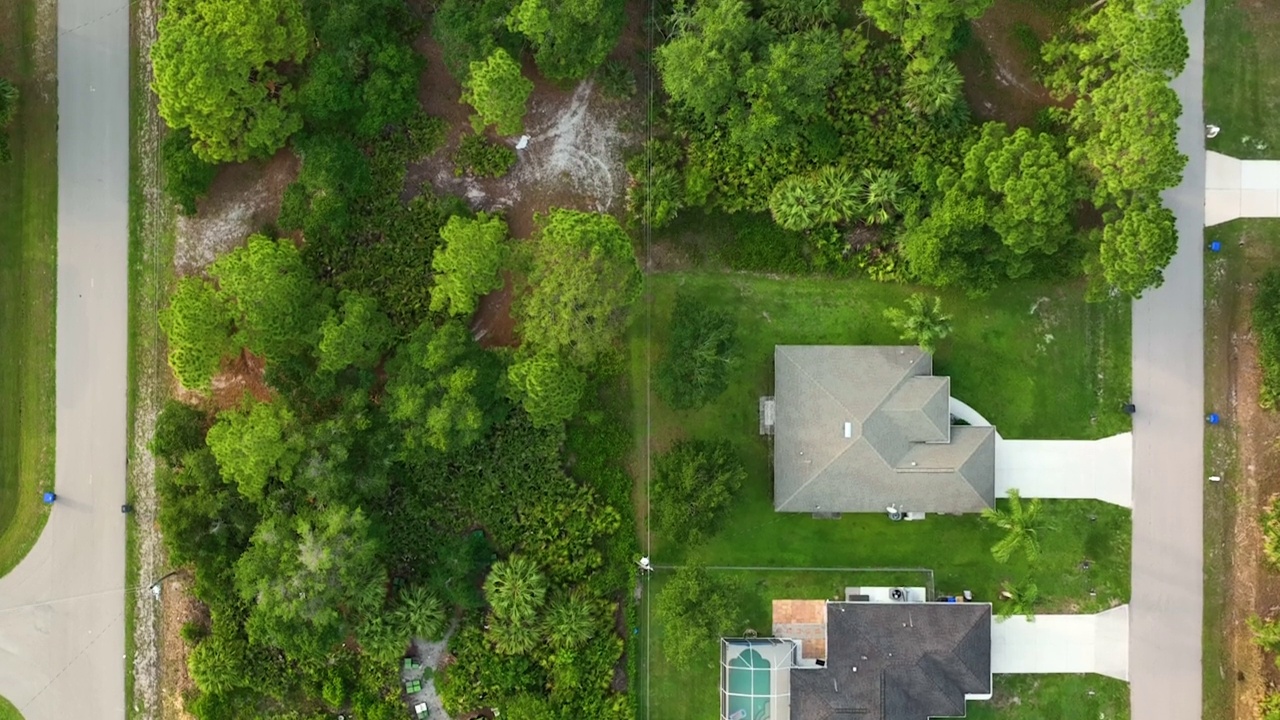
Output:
[174, 150, 299, 274]
[1207, 234, 1280, 720]
[470, 272, 520, 349]
[955, 0, 1064, 128]
[409, 25, 644, 240]
[158, 573, 202, 720]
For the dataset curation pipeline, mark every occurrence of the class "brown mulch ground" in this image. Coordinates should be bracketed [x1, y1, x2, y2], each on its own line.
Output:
[955, 0, 1065, 128]
[158, 572, 205, 720]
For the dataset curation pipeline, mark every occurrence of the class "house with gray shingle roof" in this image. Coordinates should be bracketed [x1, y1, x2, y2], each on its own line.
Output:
[770, 346, 996, 514]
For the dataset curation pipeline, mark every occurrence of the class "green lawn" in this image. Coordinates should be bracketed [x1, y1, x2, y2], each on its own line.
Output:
[1205, 0, 1280, 158]
[966, 675, 1130, 720]
[0, 695, 22, 720]
[0, 0, 57, 579]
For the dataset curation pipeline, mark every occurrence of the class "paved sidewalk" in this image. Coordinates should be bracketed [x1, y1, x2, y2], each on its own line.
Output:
[1205, 151, 1280, 226]
[991, 605, 1130, 680]
[0, 0, 129, 716]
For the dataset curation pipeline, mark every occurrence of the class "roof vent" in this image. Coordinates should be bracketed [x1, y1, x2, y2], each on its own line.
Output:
[843, 422, 852, 438]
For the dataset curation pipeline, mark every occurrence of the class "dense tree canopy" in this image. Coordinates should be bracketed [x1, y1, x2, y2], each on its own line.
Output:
[430, 213, 509, 317]
[463, 49, 534, 136]
[1097, 197, 1178, 298]
[516, 210, 642, 366]
[160, 277, 235, 392]
[151, 0, 310, 161]
[658, 566, 743, 669]
[235, 505, 386, 659]
[316, 291, 394, 373]
[507, 0, 626, 81]
[206, 398, 305, 501]
[210, 235, 329, 368]
[383, 320, 500, 456]
[862, 0, 993, 60]
[507, 352, 586, 428]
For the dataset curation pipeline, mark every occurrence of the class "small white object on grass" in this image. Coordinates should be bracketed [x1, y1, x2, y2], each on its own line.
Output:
[1209, 475, 1222, 483]
[1207, 124, 1221, 139]
[515, 135, 530, 150]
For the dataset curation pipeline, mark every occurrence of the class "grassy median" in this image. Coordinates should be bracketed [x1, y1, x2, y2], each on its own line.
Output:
[0, 0, 57, 579]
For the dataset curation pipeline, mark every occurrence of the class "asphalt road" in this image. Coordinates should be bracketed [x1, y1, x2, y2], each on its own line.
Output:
[1129, 0, 1206, 718]
[0, 0, 129, 716]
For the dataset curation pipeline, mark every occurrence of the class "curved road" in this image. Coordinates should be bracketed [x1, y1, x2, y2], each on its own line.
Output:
[1129, 0, 1205, 718]
[0, 0, 128, 716]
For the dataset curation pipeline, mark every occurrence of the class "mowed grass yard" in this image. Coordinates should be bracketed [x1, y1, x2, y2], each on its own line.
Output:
[0, 0, 57, 580]
[1206, 0, 1280, 158]
[631, 271, 1133, 720]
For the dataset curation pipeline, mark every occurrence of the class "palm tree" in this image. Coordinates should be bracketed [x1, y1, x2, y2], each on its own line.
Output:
[489, 616, 540, 655]
[883, 293, 953, 354]
[903, 60, 965, 117]
[769, 175, 824, 231]
[544, 590, 599, 649]
[483, 555, 547, 623]
[858, 168, 904, 225]
[814, 166, 861, 225]
[996, 579, 1040, 622]
[394, 585, 448, 641]
[981, 489, 1046, 564]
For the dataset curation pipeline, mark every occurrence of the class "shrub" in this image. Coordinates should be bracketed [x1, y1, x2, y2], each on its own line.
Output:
[656, 293, 738, 410]
[453, 134, 517, 178]
[151, 399, 208, 465]
[652, 440, 745, 545]
[1263, 497, 1280, 570]
[1262, 692, 1280, 720]
[597, 59, 636, 99]
[718, 214, 809, 274]
[161, 128, 218, 215]
[1254, 270, 1280, 408]
[625, 139, 686, 229]
[884, 293, 953, 354]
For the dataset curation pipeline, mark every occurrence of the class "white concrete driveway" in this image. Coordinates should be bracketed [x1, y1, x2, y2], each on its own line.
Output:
[997, 435, 1132, 508]
[1205, 151, 1280, 226]
[991, 605, 1130, 681]
[949, 399, 1133, 507]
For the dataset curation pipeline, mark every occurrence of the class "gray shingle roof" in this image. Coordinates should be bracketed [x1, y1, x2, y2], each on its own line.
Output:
[773, 346, 996, 514]
[789, 602, 992, 720]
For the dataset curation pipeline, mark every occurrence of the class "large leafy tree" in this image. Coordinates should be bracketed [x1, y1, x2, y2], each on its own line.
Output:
[516, 209, 641, 366]
[656, 293, 738, 410]
[1043, 0, 1189, 98]
[1097, 197, 1178, 298]
[235, 505, 387, 659]
[462, 49, 534, 136]
[210, 234, 329, 367]
[1067, 71, 1185, 205]
[205, 398, 305, 501]
[506, 352, 586, 428]
[862, 0, 993, 60]
[981, 488, 1046, 564]
[151, 0, 310, 161]
[507, 0, 626, 81]
[658, 566, 742, 669]
[316, 291, 394, 373]
[963, 125, 1077, 259]
[653, 440, 745, 545]
[430, 213, 509, 317]
[655, 0, 757, 126]
[383, 319, 499, 455]
[884, 293, 953, 354]
[160, 276, 235, 392]
[733, 27, 842, 151]
[156, 447, 257, 570]
[278, 133, 374, 244]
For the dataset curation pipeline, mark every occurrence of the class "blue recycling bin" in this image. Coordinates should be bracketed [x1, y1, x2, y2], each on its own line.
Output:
[42, 492, 56, 504]
[1207, 413, 1221, 425]
[1210, 240, 1222, 252]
